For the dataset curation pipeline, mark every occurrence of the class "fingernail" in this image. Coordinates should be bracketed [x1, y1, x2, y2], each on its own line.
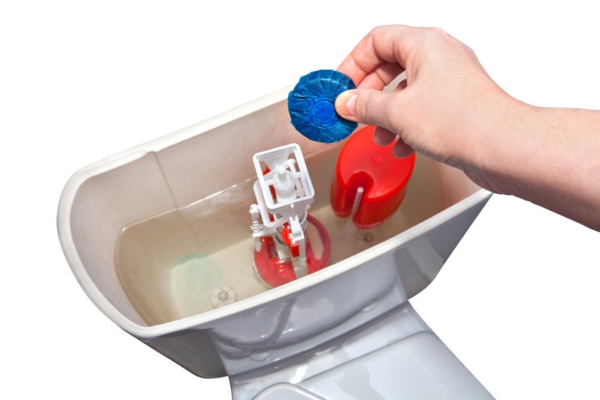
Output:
[336, 91, 357, 117]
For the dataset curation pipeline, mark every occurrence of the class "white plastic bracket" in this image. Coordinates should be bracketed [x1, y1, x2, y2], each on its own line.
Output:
[249, 144, 314, 278]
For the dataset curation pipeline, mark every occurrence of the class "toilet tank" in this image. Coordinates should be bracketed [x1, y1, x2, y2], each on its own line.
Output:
[58, 86, 490, 378]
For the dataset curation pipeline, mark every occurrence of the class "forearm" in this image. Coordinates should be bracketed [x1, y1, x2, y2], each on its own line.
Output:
[475, 101, 600, 231]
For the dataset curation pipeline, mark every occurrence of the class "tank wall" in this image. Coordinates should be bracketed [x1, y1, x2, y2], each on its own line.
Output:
[155, 101, 329, 209]
[70, 152, 178, 325]
[394, 194, 489, 298]
[208, 252, 405, 375]
[441, 163, 481, 206]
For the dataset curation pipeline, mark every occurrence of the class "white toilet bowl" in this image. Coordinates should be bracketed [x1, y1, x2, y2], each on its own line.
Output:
[58, 86, 493, 399]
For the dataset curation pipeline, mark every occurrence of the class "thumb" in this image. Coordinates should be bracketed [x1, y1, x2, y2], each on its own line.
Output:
[335, 89, 400, 131]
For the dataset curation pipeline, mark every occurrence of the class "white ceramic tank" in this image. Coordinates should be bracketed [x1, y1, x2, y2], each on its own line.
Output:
[58, 86, 493, 399]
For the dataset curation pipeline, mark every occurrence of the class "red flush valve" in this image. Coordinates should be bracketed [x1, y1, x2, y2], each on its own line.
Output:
[330, 126, 416, 229]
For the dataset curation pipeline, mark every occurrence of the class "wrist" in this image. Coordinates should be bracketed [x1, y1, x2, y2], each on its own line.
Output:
[456, 89, 531, 196]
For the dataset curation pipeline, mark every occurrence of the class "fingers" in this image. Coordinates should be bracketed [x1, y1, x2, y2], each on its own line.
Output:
[392, 138, 415, 158]
[354, 62, 404, 91]
[336, 75, 414, 158]
[336, 91, 358, 117]
[336, 89, 400, 131]
[336, 77, 408, 132]
[336, 87, 414, 157]
[373, 127, 414, 158]
[337, 25, 417, 87]
[373, 127, 396, 146]
[373, 79, 407, 145]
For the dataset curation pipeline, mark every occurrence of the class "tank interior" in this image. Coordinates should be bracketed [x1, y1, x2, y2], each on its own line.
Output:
[67, 98, 480, 327]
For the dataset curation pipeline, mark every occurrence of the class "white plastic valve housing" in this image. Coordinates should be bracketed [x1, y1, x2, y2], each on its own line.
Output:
[252, 144, 314, 228]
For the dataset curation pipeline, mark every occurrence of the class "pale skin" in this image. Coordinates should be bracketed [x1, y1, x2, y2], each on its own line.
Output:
[335, 25, 600, 232]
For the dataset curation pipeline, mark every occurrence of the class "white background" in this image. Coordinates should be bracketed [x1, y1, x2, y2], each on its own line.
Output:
[2, 1, 599, 399]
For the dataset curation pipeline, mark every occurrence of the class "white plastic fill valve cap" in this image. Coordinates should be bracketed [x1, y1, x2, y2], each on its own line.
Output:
[273, 165, 296, 202]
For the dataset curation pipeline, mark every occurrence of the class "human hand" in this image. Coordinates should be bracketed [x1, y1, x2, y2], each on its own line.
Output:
[335, 25, 600, 231]
[335, 25, 520, 192]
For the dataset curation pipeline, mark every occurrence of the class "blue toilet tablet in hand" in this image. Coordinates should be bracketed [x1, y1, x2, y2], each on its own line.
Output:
[288, 70, 358, 143]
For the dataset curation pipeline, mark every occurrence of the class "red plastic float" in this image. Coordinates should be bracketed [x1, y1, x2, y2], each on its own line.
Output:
[330, 125, 416, 229]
